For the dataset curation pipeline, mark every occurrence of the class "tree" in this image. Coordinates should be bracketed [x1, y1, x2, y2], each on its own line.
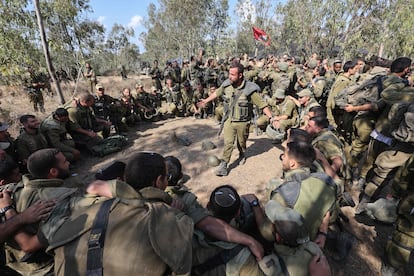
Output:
[33, 0, 64, 104]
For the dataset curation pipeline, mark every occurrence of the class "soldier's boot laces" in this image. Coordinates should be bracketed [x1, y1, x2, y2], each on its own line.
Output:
[215, 161, 228, 176]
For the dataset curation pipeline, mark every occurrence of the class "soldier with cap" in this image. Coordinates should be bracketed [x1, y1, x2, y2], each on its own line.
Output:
[94, 83, 127, 134]
[289, 88, 320, 127]
[258, 88, 298, 136]
[198, 61, 274, 176]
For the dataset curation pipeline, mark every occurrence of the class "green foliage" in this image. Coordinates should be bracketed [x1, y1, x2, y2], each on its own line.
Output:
[142, 0, 229, 63]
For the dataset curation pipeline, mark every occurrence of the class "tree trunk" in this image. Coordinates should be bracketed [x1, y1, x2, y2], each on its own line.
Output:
[33, 0, 65, 104]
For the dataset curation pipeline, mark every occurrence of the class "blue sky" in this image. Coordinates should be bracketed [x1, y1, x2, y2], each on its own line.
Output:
[88, 0, 238, 52]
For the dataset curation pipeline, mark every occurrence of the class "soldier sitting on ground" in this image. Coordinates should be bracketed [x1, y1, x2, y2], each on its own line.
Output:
[93, 84, 127, 134]
[16, 115, 48, 172]
[65, 92, 111, 148]
[40, 108, 81, 162]
[119, 88, 141, 126]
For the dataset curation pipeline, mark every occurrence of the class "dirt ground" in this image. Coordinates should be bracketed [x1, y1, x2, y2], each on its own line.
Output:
[1, 75, 413, 275]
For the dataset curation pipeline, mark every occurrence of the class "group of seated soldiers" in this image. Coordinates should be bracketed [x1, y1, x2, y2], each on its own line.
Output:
[0, 53, 413, 275]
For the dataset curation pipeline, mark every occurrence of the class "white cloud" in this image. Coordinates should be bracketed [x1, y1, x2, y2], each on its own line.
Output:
[97, 16, 106, 24]
[128, 15, 143, 28]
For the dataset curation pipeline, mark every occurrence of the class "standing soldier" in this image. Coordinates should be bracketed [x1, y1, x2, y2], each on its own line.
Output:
[24, 66, 46, 113]
[83, 62, 97, 93]
[198, 61, 274, 176]
[149, 60, 163, 92]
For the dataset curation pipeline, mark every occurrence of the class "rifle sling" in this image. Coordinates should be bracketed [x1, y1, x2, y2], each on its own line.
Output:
[86, 198, 115, 276]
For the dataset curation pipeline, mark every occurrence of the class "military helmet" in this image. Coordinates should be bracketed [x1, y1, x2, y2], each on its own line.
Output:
[307, 59, 318, 69]
[266, 125, 285, 142]
[207, 155, 221, 167]
[273, 88, 286, 99]
[277, 62, 289, 72]
[201, 140, 217, 151]
[265, 200, 310, 247]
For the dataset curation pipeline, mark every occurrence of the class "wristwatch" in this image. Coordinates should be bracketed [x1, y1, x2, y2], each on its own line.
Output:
[250, 199, 259, 207]
[0, 205, 14, 216]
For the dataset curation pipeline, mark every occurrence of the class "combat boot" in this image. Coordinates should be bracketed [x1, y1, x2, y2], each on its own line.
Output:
[215, 161, 228, 176]
[238, 152, 246, 165]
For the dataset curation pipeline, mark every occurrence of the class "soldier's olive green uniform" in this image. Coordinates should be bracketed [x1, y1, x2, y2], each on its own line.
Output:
[84, 67, 96, 93]
[65, 100, 107, 147]
[5, 175, 82, 276]
[257, 97, 297, 131]
[217, 79, 267, 163]
[244, 67, 259, 82]
[269, 168, 337, 240]
[181, 87, 194, 115]
[41, 182, 193, 276]
[160, 85, 182, 116]
[363, 97, 414, 200]
[378, 152, 414, 267]
[165, 185, 209, 225]
[358, 74, 409, 180]
[391, 154, 414, 200]
[149, 66, 163, 92]
[311, 128, 348, 193]
[16, 129, 48, 165]
[326, 73, 353, 128]
[191, 198, 324, 276]
[40, 116, 78, 162]
[298, 97, 320, 127]
[311, 76, 326, 100]
[24, 71, 45, 112]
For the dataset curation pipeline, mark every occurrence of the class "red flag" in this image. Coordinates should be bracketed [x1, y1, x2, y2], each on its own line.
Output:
[252, 26, 271, 46]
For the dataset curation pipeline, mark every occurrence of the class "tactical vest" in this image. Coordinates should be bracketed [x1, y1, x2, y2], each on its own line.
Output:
[221, 80, 260, 122]
[271, 170, 337, 240]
